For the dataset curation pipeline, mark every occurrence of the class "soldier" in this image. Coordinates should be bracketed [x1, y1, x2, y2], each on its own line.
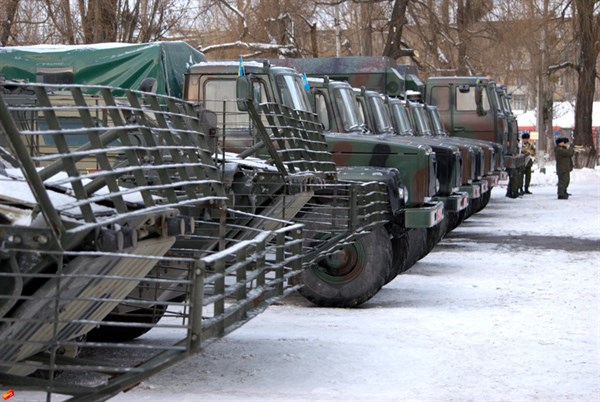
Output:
[520, 132, 536, 194]
[555, 137, 574, 199]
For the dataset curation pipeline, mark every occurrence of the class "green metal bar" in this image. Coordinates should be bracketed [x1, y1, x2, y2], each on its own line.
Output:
[32, 86, 96, 223]
[0, 92, 65, 238]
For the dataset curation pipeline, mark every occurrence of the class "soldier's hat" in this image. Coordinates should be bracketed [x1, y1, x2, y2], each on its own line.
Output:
[556, 137, 568, 145]
[521, 132, 530, 139]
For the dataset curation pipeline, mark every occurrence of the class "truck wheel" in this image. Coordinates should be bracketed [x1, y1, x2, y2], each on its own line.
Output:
[403, 228, 427, 272]
[476, 189, 492, 212]
[86, 305, 167, 342]
[388, 234, 409, 282]
[299, 226, 392, 307]
[418, 219, 447, 261]
[445, 211, 461, 233]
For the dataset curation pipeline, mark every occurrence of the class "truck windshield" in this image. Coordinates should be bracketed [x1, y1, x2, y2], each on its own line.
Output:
[276, 74, 312, 112]
[205, 78, 251, 127]
[411, 104, 432, 136]
[456, 85, 490, 112]
[370, 96, 394, 134]
[427, 107, 446, 135]
[333, 87, 362, 131]
[391, 103, 412, 135]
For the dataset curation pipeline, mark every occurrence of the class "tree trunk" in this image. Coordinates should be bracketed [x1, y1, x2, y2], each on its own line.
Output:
[573, 0, 599, 168]
[310, 21, 318, 57]
[456, 0, 469, 75]
[0, 0, 20, 46]
[382, 0, 410, 59]
[361, 2, 373, 56]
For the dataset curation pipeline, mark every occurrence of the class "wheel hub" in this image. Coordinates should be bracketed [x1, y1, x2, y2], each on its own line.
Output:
[321, 246, 358, 276]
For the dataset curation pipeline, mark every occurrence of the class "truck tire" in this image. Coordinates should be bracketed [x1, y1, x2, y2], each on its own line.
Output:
[402, 228, 427, 272]
[388, 233, 409, 282]
[86, 305, 167, 343]
[476, 189, 492, 213]
[299, 226, 392, 307]
[418, 218, 448, 261]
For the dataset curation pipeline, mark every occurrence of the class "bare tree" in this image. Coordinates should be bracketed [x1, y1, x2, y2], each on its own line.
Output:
[0, 0, 20, 46]
[571, 0, 599, 167]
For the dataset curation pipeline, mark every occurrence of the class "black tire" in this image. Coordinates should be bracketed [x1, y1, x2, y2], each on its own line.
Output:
[475, 189, 492, 213]
[86, 305, 167, 343]
[388, 233, 409, 283]
[299, 226, 392, 307]
[418, 218, 448, 261]
[445, 211, 461, 233]
[402, 228, 427, 272]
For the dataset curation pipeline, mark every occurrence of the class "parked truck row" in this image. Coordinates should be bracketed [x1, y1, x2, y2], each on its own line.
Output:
[0, 43, 522, 401]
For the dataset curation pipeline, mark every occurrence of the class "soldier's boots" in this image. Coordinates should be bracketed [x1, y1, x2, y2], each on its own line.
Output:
[506, 189, 521, 199]
[524, 187, 532, 195]
[558, 193, 569, 200]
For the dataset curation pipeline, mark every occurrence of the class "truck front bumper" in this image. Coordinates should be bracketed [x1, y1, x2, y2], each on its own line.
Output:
[475, 180, 489, 194]
[404, 201, 445, 229]
[459, 184, 481, 199]
[496, 170, 509, 181]
[433, 192, 469, 213]
[483, 174, 499, 188]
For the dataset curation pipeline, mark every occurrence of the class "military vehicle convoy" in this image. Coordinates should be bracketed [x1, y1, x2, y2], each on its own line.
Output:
[271, 57, 517, 203]
[0, 43, 524, 400]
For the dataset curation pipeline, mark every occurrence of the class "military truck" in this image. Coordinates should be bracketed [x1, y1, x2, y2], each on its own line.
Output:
[385, 95, 483, 227]
[305, 78, 464, 264]
[402, 98, 498, 216]
[423, 76, 525, 198]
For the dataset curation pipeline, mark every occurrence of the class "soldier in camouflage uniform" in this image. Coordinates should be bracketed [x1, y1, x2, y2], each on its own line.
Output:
[555, 137, 574, 199]
[519, 132, 536, 194]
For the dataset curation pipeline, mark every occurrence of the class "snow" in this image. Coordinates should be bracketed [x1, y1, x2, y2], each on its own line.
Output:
[108, 166, 600, 402]
[516, 101, 600, 129]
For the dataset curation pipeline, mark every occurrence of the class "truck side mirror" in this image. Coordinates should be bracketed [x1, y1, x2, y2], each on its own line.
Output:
[236, 75, 253, 111]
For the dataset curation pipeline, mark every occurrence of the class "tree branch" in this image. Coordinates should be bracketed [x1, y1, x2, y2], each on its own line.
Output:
[547, 61, 578, 75]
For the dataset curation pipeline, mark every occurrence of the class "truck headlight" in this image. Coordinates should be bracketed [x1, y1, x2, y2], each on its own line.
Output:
[398, 186, 409, 204]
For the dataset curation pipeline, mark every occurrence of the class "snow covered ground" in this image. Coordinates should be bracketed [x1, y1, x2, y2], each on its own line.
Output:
[104, 165, 599, 402]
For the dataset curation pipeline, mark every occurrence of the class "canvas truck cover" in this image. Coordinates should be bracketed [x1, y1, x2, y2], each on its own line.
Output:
[0, 41, 205, 97]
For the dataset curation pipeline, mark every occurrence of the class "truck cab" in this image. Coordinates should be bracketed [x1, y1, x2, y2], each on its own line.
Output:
[425, 76, 524, 198]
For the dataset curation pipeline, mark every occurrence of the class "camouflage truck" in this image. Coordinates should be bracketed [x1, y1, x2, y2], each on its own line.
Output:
[184, 60, 442, 299]
[423, 76, 525, 198]
[386, 95, 482, 228]
[267, 57, 495, 210]
[303, 77, 455, 271]
[402, 98, 497, 216]
[334, 83, 463, 264]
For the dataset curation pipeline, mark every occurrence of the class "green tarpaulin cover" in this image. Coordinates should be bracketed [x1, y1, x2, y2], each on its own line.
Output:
[0, 41, 205, 98]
